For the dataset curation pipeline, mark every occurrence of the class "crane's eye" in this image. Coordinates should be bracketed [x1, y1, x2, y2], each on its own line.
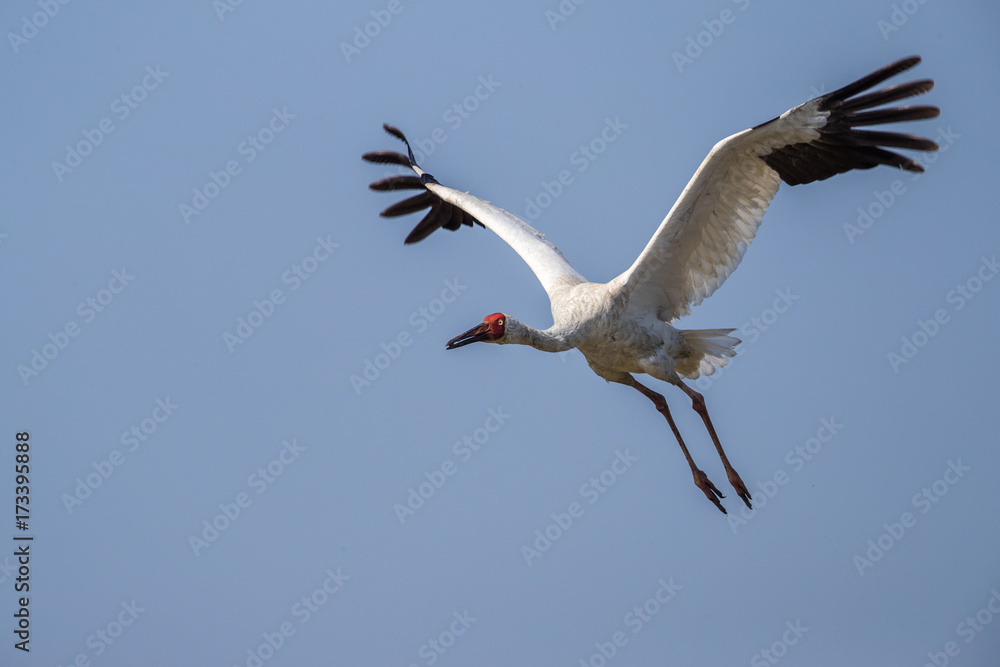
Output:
[497, 319, 504, 326]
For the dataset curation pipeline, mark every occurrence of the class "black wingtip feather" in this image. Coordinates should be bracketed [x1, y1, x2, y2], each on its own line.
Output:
[379, 123, 419, 167]
[833, 129, 939, 152]
[763, 57, 939, 186]
[403, 206, 451, 245]
[380, 191, 434, 218]
[835, 80, 935, 114]
[842, 105, 940, 126]
[369, 175, 425, 192]
[823, 56, 922, 104]
[361, 150, 410, 167]
[364, 123, 486, 244]
[382, 123, 407, 142]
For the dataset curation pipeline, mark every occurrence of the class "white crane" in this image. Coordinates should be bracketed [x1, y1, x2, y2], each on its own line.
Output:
[363, 57, 939, 514]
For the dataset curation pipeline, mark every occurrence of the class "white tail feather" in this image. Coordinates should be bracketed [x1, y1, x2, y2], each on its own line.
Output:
[676, 328, 741, 379]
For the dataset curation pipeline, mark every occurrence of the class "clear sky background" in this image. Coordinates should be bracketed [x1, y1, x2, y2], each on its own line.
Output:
[3, 1, 999, 665]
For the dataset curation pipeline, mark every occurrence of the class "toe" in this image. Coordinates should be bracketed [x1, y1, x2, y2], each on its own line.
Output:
[727, 470, 753, 510]
[693, 469, 727, 514]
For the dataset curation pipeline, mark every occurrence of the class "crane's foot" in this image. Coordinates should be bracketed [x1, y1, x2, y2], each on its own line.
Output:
[693, 469, 727, 514]
[726, 468, 753, 510]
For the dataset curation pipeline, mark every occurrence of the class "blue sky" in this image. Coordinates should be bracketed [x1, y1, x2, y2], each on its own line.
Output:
[3, 1, 999, 665]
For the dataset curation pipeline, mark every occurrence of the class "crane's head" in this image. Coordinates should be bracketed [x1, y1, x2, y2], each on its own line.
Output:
[446, 313, 507, 349]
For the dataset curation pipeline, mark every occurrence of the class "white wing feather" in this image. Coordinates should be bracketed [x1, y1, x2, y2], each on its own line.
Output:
[422, 175, 587, 300]
[366, 58, 937, 321]
[363, 126, 586, 301]
[615, 103, 823, 322]
[614, 56, 938, 322]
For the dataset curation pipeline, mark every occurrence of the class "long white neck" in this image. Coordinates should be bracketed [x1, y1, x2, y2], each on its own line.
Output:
[502, 317, 574, 353]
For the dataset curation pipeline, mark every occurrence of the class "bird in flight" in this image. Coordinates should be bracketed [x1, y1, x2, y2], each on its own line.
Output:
[362, 57, 939, 514]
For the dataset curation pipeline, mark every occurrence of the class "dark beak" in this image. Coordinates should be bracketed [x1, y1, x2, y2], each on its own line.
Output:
[446, 322, 491, 350]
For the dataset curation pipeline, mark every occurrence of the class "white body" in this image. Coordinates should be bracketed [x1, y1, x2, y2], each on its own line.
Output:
[429, 184, 740, 385]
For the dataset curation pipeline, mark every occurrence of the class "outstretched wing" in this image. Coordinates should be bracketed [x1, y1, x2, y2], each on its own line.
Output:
[615, 56, 940, 322]
[363, 125, 586, 299]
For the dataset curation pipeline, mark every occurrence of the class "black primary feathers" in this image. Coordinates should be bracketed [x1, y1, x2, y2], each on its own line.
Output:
[362, 124, 484, 244]
[757, 56, 940, 186]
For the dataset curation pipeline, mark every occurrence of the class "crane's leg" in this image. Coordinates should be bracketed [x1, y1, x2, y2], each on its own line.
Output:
[629, 378, 727, 514]
[676, 382, 752, 509]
